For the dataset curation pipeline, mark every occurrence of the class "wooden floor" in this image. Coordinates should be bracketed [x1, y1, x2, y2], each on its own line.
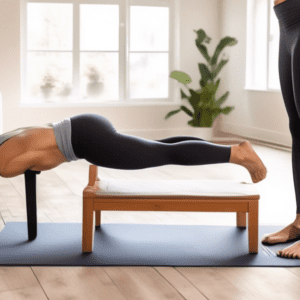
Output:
[0, 134, 299, 300]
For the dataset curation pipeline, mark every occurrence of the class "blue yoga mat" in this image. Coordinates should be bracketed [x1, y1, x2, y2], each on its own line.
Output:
[0, 222, 299, 267]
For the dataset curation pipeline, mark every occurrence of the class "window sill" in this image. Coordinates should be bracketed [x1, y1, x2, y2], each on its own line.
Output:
[19, 99, 182, 108]
[244, 87, 282, 93]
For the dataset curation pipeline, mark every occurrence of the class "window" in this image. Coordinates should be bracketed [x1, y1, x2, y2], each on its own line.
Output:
[245, 0, 280, 91]
[20, 0, 179, 106]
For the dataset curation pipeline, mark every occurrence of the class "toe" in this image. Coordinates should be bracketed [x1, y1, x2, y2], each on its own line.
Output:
[280, 250, 287, 257]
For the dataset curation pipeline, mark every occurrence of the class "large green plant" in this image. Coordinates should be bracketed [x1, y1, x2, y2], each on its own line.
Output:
[165, 29, 237, 127]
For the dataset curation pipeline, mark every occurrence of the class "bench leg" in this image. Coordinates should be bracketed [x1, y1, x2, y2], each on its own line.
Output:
[237, 212, 246, 227]
[248, 201, 259, 254]
[82, 197, 95, 252]
[95, 210, 101, 227]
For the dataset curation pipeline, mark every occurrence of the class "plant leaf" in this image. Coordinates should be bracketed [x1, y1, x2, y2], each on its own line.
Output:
[199, 79, 206, 88]
[198, 63, 211, 86]
[188, 120, 196, 127]
[221, 106, 235, 115]
[199, 83, 217, 106]
[211, 107, 222, 120]
[215, 78, 221, 90]
[195, 42, 211, 63]
[188, 89, 201, 109]
[211, 59, 228, 80]
[193, 29, 207, 44]
[215, 91, 229, 107]
[165, 108, 182, 120]
[180, 105, 193, 117]
[180, 89, 189, 99]
[210, 36, 238, 66]
[170, 71, 192, 84]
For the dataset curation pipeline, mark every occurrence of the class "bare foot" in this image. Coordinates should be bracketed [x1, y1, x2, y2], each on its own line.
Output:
[237, 141, 267, 183]
[277, 241, 300, 258]
[262, 221, 300, 245]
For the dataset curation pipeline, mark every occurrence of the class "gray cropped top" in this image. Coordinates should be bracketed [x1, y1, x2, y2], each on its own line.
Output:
[0, 117, 80, 163]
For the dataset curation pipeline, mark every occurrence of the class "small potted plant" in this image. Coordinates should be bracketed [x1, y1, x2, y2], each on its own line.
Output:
[58, 82, 72, 99]
[165, 29, 237, 140]
[85, 66, 104, 97]
[40, 73, 57, 100]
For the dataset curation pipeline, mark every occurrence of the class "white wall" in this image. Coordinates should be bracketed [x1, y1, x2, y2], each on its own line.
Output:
[0, 0, 222, 138]
[219, 0, 291, 147]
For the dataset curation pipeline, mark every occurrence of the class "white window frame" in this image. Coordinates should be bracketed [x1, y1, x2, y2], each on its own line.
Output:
[20, 0, 180, 107]
[245, 0, 281, 93]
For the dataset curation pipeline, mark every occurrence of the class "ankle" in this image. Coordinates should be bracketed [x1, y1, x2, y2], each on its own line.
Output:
[293, 214, 300, 226]
[229, 144, 243, 165]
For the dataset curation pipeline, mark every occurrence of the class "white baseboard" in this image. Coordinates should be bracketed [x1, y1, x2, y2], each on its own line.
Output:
[221, 122, 292, 151]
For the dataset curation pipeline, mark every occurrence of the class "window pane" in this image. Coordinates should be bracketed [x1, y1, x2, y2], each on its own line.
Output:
[27, 3, 72, 51]
[80, 53, 119, 101]
[130, 53, 168, 99]
[27, 52, 73, 102]
[268, 0, 280, 89]
[80, 4, 119, 51]
[130, 6, 169, 51]
[252, 0, 268, 89]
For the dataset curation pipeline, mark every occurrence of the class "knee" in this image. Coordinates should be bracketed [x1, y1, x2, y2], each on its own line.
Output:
[289, 118, 300, 139]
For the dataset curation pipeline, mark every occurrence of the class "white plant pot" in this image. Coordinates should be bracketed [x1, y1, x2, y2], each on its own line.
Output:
[188, 126, 213, 141]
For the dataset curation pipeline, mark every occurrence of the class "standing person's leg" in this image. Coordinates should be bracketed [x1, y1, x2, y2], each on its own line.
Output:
[263, 1, 300, 258]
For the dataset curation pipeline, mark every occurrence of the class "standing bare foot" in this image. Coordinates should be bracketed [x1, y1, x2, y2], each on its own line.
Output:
[277, 241, 300, 258]
[262, 221, 300, 245]
[234, 141, 267, 183]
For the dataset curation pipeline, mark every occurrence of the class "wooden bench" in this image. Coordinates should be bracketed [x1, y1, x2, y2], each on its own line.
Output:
[82, 165, 260, 253]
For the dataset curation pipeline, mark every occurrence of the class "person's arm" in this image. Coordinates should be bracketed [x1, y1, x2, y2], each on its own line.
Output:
[1, 151, 36, 178]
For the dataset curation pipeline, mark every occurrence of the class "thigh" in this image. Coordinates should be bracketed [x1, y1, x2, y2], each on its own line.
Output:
[84, 131, 170, 169]
[278, 30, 299, 120]
[291, 35, 300, 117]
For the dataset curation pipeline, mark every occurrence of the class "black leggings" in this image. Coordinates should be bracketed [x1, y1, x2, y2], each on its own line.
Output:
[274, 0, 300, 213]
[70, 113, 231, 170]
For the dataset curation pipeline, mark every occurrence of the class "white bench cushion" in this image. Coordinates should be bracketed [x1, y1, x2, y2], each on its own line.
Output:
[94, 179, 259, 197]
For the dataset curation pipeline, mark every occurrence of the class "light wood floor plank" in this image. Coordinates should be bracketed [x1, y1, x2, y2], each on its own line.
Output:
[104, 267, 185, 300]
[214, 267, 300, 300]
[0, 267, 38, 291]
[175, 267, 252, 300]
[0, 285, 49, 300]
[154, 267, 208, 300]
[31, 267, 128, 300]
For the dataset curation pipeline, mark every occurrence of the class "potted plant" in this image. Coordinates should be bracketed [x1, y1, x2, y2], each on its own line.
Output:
[165, 29, 237, 140]
[40, 73, 57, 100]
[85, 66, 104, 97]
[58, 82, 72, 99]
